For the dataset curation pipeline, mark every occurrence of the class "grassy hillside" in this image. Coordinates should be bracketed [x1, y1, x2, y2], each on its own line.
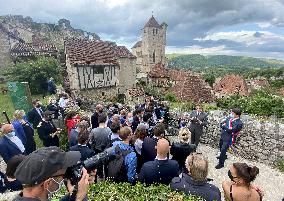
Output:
[166, 54, 284, 69]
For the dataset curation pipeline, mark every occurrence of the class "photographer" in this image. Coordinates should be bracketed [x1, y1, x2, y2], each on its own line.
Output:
[13, 146, 92, 201]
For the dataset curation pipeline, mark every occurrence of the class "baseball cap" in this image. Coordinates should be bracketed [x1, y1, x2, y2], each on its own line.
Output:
[43, 111, 55, 116]
[15, 146, 81, 186]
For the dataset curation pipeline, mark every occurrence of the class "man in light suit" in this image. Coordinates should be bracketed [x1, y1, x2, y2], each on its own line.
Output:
[189, 105, 208, 147]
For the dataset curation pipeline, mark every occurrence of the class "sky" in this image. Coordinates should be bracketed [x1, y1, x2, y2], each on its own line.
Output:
[1, 0, 284, 60]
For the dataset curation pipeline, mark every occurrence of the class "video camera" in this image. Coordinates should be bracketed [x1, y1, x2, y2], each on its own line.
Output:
[65, 146, 114, 185]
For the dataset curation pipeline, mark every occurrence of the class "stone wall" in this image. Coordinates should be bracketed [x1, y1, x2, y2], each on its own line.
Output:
[168, 110, 284, 166]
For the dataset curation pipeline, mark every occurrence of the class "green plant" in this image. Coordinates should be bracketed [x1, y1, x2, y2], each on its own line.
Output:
[165, 92, 177, 102]
[216, 90, 284, 118]
[52, 181, 203, 201]
[4, 56, 62, 94]
[276, 158, 284, 172]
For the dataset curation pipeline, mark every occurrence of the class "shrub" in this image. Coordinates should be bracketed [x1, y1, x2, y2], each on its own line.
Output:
[276, 158, 284, 172]
[216, 91, 284, 118]
[165, 92, 177, 102]
[52, 181, 203, 201]
[5, 56, 62, 94]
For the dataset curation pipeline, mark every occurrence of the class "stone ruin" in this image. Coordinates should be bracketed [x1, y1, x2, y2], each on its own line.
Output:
[148, 62, 214, 103]
[167, 110, 284, 166]
[213, 74, 250, 98]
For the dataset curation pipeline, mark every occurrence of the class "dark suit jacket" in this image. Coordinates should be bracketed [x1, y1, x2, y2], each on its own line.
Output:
[141, 137, 158, 163]
[91, 112, 99, 129]
[220, 117, 243, 142]
[189, 110, 208, 132]
[138, 159, 179, 185]
[171, 142, 196, 171]
[69, 145, 95, 161]
[28, 107, 45, 128]
[0, 136, 25, 163]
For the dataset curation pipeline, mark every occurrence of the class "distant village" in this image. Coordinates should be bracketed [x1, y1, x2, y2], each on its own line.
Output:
[0, 15, 276, 102]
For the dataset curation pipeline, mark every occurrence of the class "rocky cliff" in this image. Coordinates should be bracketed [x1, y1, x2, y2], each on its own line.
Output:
[0, 15, 100, 72]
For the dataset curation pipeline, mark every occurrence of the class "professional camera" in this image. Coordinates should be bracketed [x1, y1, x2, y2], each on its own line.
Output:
[65, 146, 114, 185]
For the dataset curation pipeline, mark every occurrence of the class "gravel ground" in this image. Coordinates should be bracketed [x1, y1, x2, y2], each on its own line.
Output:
[0, 144, 283, 201]
[197, 144, 284, 201]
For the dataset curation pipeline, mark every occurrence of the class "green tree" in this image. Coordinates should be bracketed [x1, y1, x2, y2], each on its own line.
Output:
[5, 57, 62, 94]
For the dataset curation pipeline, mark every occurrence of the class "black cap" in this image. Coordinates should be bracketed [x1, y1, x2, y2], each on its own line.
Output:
[43, 110, 55, 116]
[15, 146, 81, 186]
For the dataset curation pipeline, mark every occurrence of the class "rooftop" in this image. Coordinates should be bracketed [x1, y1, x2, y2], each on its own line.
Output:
[65, 38, 135, 66]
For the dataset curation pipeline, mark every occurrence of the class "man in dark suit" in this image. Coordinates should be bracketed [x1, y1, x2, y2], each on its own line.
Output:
[37, 111, 62, 147]
[141, 123, 165, 164]
[69, 130, 95, 161]
[0, 124, 26, 163]
[215, 108, 243, 169]
[131, 108, 144, 132]
[28, 99, 45, 128]
[91, 104, 103, 129]
[138, 138, 179, 185]
[189, 105, 208, 147]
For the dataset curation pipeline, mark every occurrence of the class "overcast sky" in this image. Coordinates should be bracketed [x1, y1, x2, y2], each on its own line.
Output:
[1, 0, 284, 60]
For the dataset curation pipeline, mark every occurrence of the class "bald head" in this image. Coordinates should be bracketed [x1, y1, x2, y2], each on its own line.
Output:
[156, 138, 170, 157]
[1, 124, 14, 134]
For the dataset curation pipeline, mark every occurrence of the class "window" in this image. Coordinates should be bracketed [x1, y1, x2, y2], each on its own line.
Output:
[153, 29, 155, 35]
[153, 51, 155, 63]
[93, 67, 104, 74]
[102, 92, 105, 96]
[156, 29, 158, 34]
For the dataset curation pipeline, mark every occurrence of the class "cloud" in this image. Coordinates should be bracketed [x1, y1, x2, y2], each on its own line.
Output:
[0, 0, 283, 59]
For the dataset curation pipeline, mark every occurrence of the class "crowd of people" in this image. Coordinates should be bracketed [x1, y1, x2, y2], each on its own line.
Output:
[0, 93, 267, 201]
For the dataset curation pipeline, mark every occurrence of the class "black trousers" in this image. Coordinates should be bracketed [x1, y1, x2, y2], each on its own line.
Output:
[218, 138, 231, 166]
[190, 129, 203, 147]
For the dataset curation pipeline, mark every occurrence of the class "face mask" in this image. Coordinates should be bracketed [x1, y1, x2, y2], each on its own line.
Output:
[229, 113, 234, 118]
[36, 104, 41, 108]
[228, 170, 235, 181]
[47, 178, 64, 199]
[128, 117, 133, 123]
[6, 131, 16, 138]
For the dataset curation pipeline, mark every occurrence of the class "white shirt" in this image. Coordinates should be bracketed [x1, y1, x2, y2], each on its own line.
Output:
[6, 132, 25, 153]
[58, 98, 67, 108]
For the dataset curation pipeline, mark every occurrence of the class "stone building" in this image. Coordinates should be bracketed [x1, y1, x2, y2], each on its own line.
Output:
[64, 38, 136, 100]
[132, 16, 167, 74]
[247, 77, 269, 90]
[148, 62, 214, 102]
[213, 74, 250, 98]
[148, 62, 171, 88]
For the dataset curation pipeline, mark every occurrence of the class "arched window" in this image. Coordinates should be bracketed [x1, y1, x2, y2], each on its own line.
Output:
[153, 51, 155, 63]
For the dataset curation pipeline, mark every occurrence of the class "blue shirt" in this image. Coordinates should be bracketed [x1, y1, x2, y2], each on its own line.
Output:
[112, 142, 137, 183]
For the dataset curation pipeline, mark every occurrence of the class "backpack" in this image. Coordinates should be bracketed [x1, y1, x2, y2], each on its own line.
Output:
[107, 145, 131, 182]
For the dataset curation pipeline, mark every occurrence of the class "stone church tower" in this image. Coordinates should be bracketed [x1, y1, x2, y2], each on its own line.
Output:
[132, 16, 167, 74]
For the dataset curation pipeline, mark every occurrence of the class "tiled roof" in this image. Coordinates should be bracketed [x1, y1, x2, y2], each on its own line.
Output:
[171, 73, 214, 103]
[132, 41, 142, 49]
[213, 74, 249, 96]
[144, 16, 161, 28]
[11, 42, 58, 57]
[148, 62, 169, 78]
[127, 87, 145, 98]
[65, 38, 135, 66]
